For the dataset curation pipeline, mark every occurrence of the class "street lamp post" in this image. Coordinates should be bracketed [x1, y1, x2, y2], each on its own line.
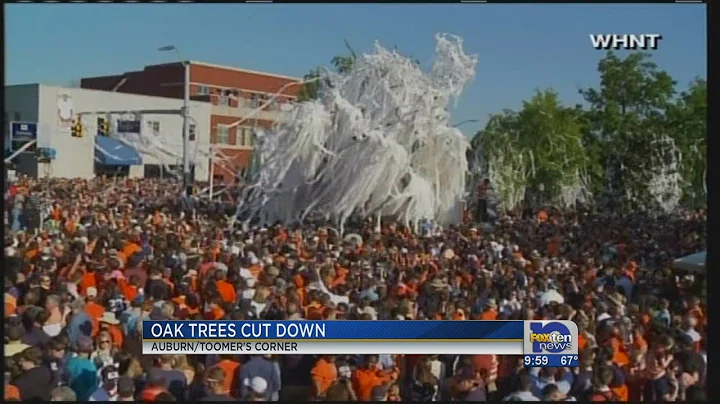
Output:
[159, 45, 191, 196]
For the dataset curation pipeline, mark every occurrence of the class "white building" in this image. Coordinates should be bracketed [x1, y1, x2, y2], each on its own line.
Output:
[4, 84, 212, 180]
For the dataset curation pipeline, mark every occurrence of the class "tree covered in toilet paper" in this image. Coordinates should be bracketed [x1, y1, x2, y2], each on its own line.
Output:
[238, 34, 478, 229]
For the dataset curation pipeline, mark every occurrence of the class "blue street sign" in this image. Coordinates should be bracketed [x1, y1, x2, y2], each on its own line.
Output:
[9, 121, 38, 152]
[10, 122, 38, 141]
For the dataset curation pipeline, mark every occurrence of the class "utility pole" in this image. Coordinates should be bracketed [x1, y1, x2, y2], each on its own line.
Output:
[208, 145, 214, 200]
[182, 60, 191, 195]
[159, 45, 192, 196]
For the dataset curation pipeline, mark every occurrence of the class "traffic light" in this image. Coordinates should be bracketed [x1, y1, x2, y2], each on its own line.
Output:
[71, 117, 83, 137]
[97, 117, 109, 136]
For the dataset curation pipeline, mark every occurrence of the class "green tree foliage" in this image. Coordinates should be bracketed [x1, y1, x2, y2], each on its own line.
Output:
[297, 40, 358, 102]
[579, 51, 678, 209]
[473, 51, 706, 211]
[475, 91, 588, 208]
[666, 78, 707, 206]
[296, 68, 322, 102]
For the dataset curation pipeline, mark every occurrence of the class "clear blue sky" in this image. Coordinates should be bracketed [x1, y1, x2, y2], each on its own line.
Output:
[6, 4, 706, 136]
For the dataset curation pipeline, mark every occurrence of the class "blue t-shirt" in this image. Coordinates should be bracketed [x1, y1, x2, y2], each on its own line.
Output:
[66, 356, 98, 401]
[68, 312, 93, 350]
[89, 387, 110, 401]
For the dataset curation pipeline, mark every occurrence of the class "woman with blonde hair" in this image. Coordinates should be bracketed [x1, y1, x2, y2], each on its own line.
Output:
[91, 330, 117, 369]
[173, 354, 195, 385]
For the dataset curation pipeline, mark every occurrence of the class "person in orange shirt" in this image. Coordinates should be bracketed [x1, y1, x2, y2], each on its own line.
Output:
[352, 355, 394, 401]
[83, 287, 104, 336]
[480, 299, 499, 320]
[204, 297, 226, 320]
[99, 312, 124, 349]
[631, 327, 648, 354]
[78, 268, 98, 298]
[311, 355, 338, 399]
[215, 271, 237, 304]
[209, 354, 241, 398]
[118, 275, 140, 303]
[5, 384, 20, 401]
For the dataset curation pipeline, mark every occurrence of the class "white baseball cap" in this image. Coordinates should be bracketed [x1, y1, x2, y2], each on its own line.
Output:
[244, 376, 268, 394]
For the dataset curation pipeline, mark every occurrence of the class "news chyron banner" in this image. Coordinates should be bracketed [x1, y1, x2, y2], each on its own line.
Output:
[142, 320, 529, 355]
[523, 320, 579, 367]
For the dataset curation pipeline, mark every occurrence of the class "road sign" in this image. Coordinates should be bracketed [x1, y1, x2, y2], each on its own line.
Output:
[9, 121, 38, 152]
[117, 120, 141, 133]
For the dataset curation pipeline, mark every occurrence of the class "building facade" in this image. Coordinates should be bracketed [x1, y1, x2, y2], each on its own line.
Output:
[5, 84, 211, 180]
[81, 61, 301, 184]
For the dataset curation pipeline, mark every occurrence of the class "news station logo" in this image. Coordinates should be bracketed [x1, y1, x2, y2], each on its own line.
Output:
[523, 320, 579, 355]
[590, 34, 663, 50]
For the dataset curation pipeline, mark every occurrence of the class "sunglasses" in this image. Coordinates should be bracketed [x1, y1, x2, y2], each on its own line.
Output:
[100, 340, 111, 344]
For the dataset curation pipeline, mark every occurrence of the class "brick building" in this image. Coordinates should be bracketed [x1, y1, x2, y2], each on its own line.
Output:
[81, 61, 301, 183]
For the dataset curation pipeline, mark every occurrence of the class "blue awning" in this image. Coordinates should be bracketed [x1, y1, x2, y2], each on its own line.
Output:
[673, 251, 706, 273]
[94, 136, 142, 166]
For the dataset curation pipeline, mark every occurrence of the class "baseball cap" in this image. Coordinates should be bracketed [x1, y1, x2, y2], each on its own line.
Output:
[101, 365, 120, 388]
[244, 376, 268, 394]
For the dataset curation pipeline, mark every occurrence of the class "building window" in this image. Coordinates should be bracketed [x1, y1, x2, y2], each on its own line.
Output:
[258, 94, 268, 107]
[248, 129, 255, 146]
[147, 120, 160, 134]
[250, 94, 260, 108]
[218, 96, 229, 106]
[237, 127, 246, 146]
[189, 124, 196, 141]
[216, 126, 229, 144]
[197, 85, 210, 95]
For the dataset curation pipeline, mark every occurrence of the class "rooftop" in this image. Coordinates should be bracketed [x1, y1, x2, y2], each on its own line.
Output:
[147, 60, 302, 82]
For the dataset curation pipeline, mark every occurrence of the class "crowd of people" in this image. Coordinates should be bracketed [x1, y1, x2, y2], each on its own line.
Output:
[4, 176, 707, 401]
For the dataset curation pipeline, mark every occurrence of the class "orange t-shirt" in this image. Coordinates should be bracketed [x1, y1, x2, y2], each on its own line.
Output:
[78, 271, 97, 291]
[311, 358, 338, 396]
[611, 384, 629, 401]
[139, 387, 166, 401]
[5, 384, 20, 400]
[85, 301, 105, 320]
[578, 334, 588, 350]
[216, 280, 237, 304]
[107, 324, 124, 348]
[610, 337, 629, 367]
[212, 359, 241, 397]
[481, 308, 498, 320]
[119, 279, 138, 302]
[85, 301, 104, 336]
[352, 368, 392, 401]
